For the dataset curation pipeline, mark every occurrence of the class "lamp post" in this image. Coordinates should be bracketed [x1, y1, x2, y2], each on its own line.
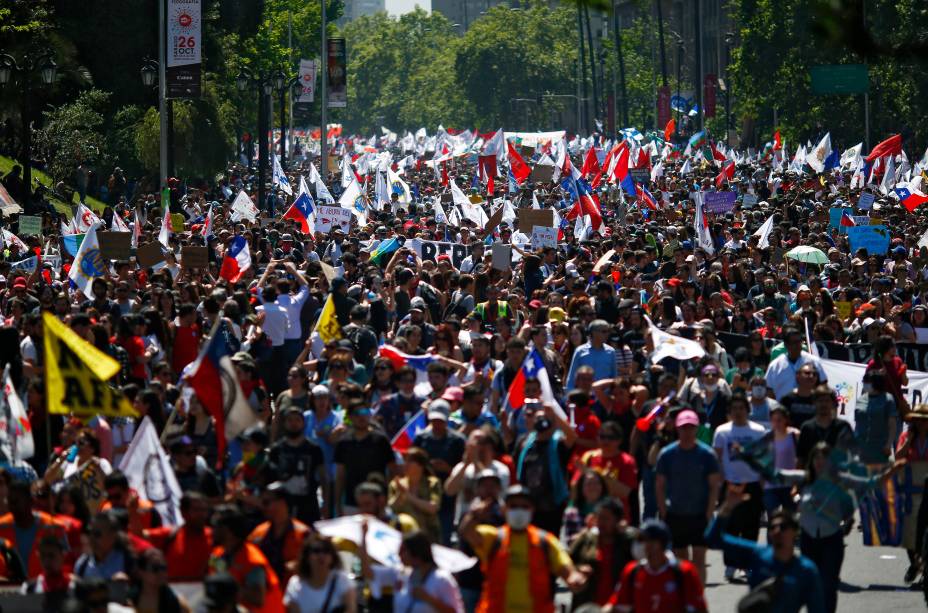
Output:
[673, 32, 684, 138]
[0, 53, 57, 205]
[140, 59, 174, 180]
[274, 71, 300, 169]
[723, 31, 735, 147]
[237, 68, 275, 213]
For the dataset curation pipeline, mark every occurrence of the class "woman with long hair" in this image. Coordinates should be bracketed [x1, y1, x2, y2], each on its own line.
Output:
[359, 525, 464, 613]
[429, 324, 464, 362]
[561, 469, 609, 544]
[365, 358, 397, 408]
[389, 447, 443, 543]
[284, 536, 357, 613]
[131, 548, 191, 613]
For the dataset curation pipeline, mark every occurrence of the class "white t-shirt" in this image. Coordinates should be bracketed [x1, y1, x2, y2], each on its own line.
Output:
[712, 420, 767, 483]
[277, 287, 310, 341]
[284, 571, 352, 613]
[257, 302, 290, 346]
[371, 565, 464, 613]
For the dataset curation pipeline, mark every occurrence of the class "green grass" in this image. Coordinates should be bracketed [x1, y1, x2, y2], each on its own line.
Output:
[0, 155, 107, 215]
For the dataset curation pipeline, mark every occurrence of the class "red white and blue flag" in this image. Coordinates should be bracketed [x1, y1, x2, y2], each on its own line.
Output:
[201, 206, 214, 238]
[391, 410, 427, 453]
[612, 144, 638, 198]
[185, 320, 257, 461]
[283, 190, 316, 233]
[840, 211, 856, 227]
[378, 345, 438, 372]
[562, 158, 603, 230]
[219, 236, 252, 283]
[638, 186, 659, 210]
[504, 347, 566, 419]
[896, 186, 928, 212]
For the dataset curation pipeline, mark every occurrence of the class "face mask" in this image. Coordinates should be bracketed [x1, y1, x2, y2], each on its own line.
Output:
[631, 541, 646, 560]
[703, 383, 718, 392]
[533, 418, 552, 433]
[752, 386, 767, 399]
[506, 509, 532, 530]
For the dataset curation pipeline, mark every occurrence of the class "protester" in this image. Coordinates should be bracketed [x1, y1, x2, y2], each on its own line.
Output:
[284, 535, 357, 613]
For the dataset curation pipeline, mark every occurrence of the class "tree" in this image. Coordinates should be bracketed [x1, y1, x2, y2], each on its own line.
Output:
[33, 89, 110, 184]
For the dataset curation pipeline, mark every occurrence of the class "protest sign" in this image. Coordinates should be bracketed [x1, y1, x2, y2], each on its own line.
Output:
[630, 168, 650, 184]
[483, 204, 505, 233]
[851, 216, 871, 227]
[517, 208, 554, 232]
[491, 244, 511, 271]
[704, 191, 737, 213]
[829, 207, 854, 232]
[315, 206, 352, 233]
[98, 232, 132, 260]
[18, 215, 42, 236]
[531, 226, 557, 249]
[170, 213, 185, 233]
[136, 243, 166, 268]
[529, 164, 555, 183]
[846, 225, 890, 255]
[7, 255, 62, 275]
[408, 238, 474, 269]
[857, 192, 875, 210]
[230, 191, 259, 222]
[835, 301, 853, 320]
[181, 246, 208, 268]
[819, 358, 928, 429]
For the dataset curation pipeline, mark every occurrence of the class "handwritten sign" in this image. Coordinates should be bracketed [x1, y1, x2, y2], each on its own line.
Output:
[408, 239, 474, 269]
[98, 232, 132, 260]
[181, 246, 208, 268]
[517, 208, 554, 231]
[531, 226, 557, 249]
[846, 225, 890, 255]
[315, 206, 352, 233]
[704, 191, 737, 213]
[136, 242, 166, 268]
[857, 192, 875, 210]
[18, 215, 42, 236]
[491, 244, 511, 271]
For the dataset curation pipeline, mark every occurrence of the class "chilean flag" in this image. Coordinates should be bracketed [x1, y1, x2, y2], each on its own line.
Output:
[613, 145, 638, 197]
[201, 206, 214, 238]
[283, 191, 316, 233]
[580, 146, 601, 179]
[896, 186, 928, 212]
[378, 345, 438, 372]
[391, 410, 427, 453]
[638, 186, 659, 210]
[219, 236, 252, 283]
[715, 160, 735, 188]
[840, 211, 856, 227]
[186, 320, 257, 462]
[504, 347, 566, 419]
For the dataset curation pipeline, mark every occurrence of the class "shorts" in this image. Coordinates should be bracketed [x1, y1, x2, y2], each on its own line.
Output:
[667, 513, 708, 548]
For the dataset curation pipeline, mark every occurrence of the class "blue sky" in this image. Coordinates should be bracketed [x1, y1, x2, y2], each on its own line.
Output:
[386, 0, 430, 15]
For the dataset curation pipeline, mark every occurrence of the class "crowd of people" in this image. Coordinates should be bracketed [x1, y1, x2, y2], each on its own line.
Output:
[0, 127, 925, 612]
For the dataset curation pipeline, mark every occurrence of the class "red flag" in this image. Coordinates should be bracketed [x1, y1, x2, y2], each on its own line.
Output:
[506, 141, 531, 185]
[580, 146, 601, 178]
[840, 212, 856, 227]
[664, 119, 676, 142]
[710, 142, 727, 162]
[715, 161, 735, 188]
[866, 134, 902, 164]
[773, 130, 782, 151]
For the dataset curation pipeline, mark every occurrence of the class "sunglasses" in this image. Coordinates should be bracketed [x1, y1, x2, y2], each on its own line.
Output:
[375, 365, 392, 371]
[309, 547, 331, 555]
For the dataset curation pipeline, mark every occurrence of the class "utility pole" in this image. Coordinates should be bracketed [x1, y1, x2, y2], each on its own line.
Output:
[694, 0, 704, 131]
[656, 0, 668, 88]
[577, 6, 589, 134]
[612, 4, 629, 127]
[158, 0, 168, 188]
[584, 5, 598, 127]
[320, 0, 328, 176]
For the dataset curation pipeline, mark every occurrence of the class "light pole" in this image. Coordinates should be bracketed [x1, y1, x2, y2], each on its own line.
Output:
[0, 53, 57, 205]
[723, 32, 734, 146]
[237, 68, 275, 212]
[140, 59, 174, 180]
[320, 0, 328, 177]
[673, 32, 684, 139]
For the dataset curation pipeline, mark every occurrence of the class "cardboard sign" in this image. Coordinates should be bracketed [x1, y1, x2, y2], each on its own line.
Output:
[484, 205, 505, 232]
[98, 232, 132, 260]
[315, 206, 352, 233]
[835, 301, 853, 320]
[741, 194, 758, 209]
[491, 243, 511, 271]
[440, 193, 453, 204]
[851, 215, 871, 227]
[181, 246, 208, 268]
[520, 145, 535, 159]
[529, 164, 555, 183]
[18, 215, 42, 236]
[517, 208, 554, 231]
[857, 192, 875, 210]
[408, 238, 474, 269]
[704, 191, 737, 213]
[319, 260, 339, 283]
[170, 213, 185, 233]
[531, 226, 557, 249]
[630, 168, 650, 184]
[846, 225, 890, 255]
[136, 242, 166, 268]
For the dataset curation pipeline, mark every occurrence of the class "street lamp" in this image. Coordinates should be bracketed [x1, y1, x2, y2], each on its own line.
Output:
[273, 72, 300, 168]
[140, 61, 157, 88]
[238, 67, 278, 211]
[0, 52, 58, 206]
[723, 31, 735, 146]
[139, 59, 174, 180]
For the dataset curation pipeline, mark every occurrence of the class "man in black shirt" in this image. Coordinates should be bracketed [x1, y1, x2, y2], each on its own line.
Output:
[268, 407, 327, 524]
[169, 436, 222, 503]
[796, 385, 854, 468]
[334, 401, 396, 515]
[413, 400, 466, 544]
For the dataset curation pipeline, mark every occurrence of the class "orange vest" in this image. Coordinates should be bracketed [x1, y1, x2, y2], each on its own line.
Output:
[477, 525, 554, 613]
[209, 542, 284, 613]
[100, 495, 157, 535]
[0, 511, 68, 579]
[247, 519, 310, 582]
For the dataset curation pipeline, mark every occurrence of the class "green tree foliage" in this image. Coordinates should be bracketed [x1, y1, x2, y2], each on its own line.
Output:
[33, 88, 110, 184]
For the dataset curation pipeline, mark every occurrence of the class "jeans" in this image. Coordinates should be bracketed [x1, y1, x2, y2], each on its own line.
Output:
[723, 482, 764, 569]
[800, 529, 844, 613]
[641, 465, 658, 520]
[282, 337, 302, 368]
[763, 486, 795, 513]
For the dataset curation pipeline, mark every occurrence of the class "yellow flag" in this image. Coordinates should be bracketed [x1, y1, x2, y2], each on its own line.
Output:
[314, 294, 343, 344]
[43, 312, 138, 419]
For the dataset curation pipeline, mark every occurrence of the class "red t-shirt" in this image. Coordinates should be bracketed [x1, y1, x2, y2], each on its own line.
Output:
[120, 335, 147, 380]
[609, 558, 706, 613]
[595, 545, 617, 604]
[147, 525, 214, 581]
[172, 324, 200, 375]
[575, 449, 638, 513]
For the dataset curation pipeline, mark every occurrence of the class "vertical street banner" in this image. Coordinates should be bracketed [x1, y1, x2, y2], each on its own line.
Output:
[657, 85, 671, 132]
[166, 0, 202, 98]
[293, 59, 317, 122]
[327, 38, 347, 108]
[703, 74, 717, 118]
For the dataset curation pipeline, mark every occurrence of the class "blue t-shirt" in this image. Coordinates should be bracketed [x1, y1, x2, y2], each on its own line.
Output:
[656, 441, 720, 515]
[13, 522, 38, 571]
[304, 408, 343, 478]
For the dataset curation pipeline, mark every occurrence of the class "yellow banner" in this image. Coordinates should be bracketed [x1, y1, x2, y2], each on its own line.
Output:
[314, 294, 343, 344]
[43, 313, 138, 418]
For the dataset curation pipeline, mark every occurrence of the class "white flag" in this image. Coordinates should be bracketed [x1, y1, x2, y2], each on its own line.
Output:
[1, 366, 32, 461]
[648, 321, 706, 363]
[694, 192, 714, 254]
[118, 417, 183, 526]
[753, 214, 775, 249]
[807, 133, 832, 173]
[158, 205, 172, 248]
[339, 176, 366, 224]
[68, 223, 106, 299]
[272, 154, 293, 195]
[880, 155, 896, 195]
[73, 203, 101, 233]
[110, 212, 131, 233]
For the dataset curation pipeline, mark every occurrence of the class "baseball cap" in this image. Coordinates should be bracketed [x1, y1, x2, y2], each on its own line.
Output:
[675, 409, 700, 428]
[410, 297, 427, 311]
[441, 387, 464, 402]
[548, 307, 566, 322]
[427, 399, 451, 421]
[312, 384, 330, 397]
